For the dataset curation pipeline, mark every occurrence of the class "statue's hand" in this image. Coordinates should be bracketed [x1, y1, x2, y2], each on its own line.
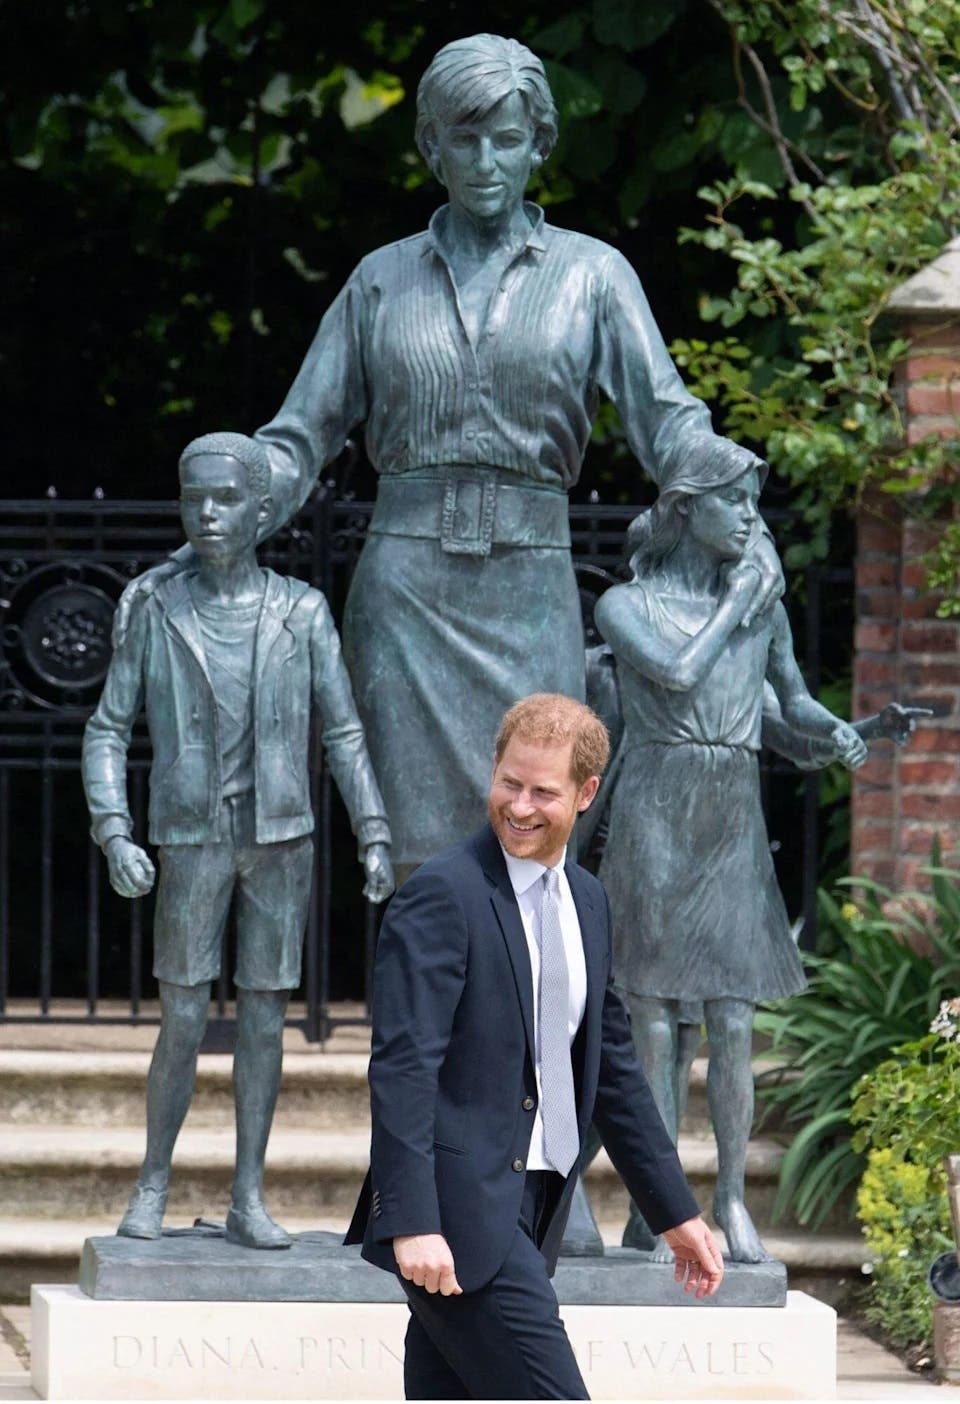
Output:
[740, 531, 784, 629]
[105, 837, 156, 898]
[723, 555, 764, 605]
[363, 842, 395, 904]
[876, 703, 933, 746]
[831, 722, 868, 771]
[113, 559, 182, 646]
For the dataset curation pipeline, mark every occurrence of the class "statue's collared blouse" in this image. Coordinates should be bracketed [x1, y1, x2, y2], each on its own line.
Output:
[256, 202, 714, 526]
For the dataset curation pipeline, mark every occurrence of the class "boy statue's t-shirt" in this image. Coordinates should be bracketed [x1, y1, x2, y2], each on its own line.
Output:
[189, 580, 265, 803]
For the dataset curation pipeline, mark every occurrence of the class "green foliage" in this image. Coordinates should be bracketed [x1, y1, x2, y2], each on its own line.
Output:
[673, 1, 960, 590]
[854, 1146, 952, 1349]
[850, 1030, 960, 1349]
[755, 856, 960, 1228]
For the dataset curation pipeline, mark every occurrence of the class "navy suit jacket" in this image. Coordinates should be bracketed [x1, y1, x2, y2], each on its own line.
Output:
[345, 823, 699, 1292]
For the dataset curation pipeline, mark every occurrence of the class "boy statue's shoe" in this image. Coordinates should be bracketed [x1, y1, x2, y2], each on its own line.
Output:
[117, 1182, 168, 1240]
[225, 1200, 293, 1250]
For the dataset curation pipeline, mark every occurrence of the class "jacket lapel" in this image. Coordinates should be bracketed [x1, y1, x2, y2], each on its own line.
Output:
[477, 826, 537, 1070]
[158, 574, 213, 687]
[254, 570, 290, 679]
[565, 858, 607, 1120]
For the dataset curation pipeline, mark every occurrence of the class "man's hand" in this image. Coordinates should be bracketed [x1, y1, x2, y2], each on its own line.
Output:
[661, 1217, 725, 1299]
[741, 529, 784, 629]
[394, 1233, 462, 1296]
[113, 560, 182, 646]
[105, 837, 156, 898]
[363, 842, 395, 903]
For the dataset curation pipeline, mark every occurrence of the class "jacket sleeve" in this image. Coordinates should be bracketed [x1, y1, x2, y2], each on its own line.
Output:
[254, 266, 369, 540]
[592, 892, 701, 1235]
[308, 593, 391, 852]
[367, 867, 468, 1242]
[81, 597, 148, 850]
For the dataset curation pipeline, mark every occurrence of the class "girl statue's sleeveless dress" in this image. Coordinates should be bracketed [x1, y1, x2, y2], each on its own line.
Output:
[599, 581, 806, 1007]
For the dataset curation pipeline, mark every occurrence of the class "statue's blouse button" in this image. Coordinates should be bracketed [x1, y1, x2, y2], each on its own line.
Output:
[512, 1158, 524, 1172]
[522, 1096, 535, 1111]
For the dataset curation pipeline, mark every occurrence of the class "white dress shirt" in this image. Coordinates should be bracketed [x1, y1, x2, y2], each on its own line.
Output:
[499, 844, 588, 1172]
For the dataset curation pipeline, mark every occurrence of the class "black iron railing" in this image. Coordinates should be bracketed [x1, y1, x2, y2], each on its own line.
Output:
[0, 488, 849, 1040]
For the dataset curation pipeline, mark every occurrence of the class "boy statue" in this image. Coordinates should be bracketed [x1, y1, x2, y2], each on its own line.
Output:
[82, 431, 394, 1249]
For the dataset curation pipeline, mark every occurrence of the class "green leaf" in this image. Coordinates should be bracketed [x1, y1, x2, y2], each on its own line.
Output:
[229, 0, 264, 30]
[532, 14, 586, 58]
[592, 0, 685, 51]
[542, 62, 603, 123]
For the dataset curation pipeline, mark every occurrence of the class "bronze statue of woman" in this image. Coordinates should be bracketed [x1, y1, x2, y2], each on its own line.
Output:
[117, 34, 782, 881]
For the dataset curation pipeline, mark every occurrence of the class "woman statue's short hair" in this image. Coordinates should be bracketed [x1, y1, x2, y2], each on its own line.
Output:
[415, 34, 558, 178]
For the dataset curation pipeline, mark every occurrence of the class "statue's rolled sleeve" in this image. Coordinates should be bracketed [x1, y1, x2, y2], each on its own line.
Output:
[82, 603, 147, 851]
[596, 250, 717, 486]
[255, 268, 370, 538]
[308, 596, 391, 856]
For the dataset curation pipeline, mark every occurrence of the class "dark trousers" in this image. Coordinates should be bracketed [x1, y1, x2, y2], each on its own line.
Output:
[400, 1171, 589, 1401]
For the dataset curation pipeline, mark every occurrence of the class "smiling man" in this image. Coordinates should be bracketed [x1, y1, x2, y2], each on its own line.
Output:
[346, 693, 723, 1400]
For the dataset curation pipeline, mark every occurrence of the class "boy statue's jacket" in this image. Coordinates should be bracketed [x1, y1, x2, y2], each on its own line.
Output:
[82, 569, 390, 852]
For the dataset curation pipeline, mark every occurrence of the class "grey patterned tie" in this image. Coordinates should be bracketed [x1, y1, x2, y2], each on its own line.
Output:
[538, 868, 580, 1177]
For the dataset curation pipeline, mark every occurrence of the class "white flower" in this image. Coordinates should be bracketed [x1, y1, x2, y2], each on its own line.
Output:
[861, 1262, 874, 1275]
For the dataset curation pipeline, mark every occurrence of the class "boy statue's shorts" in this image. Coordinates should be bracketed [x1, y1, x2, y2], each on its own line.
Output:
[152, 795, 314, 991]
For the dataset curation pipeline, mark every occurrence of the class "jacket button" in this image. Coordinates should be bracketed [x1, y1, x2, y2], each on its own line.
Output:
[512, 1158, 524, 1173]
[522, 1096, 535, 1111]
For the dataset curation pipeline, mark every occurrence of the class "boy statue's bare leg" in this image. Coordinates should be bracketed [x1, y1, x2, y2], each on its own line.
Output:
[704, 996, 770, 1263]
[118, 980, 210, 1239]
[228, 987, 293, 1249]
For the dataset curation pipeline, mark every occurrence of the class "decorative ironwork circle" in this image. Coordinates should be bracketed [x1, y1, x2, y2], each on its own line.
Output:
[21, 584, 115, 687]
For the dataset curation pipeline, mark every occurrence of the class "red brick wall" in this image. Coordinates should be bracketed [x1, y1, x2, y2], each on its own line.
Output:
[851, 318, 960, 890]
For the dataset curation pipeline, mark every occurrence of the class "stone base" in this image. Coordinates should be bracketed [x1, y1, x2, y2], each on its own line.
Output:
[934, 1300, 960, 1383]
[33, 1284, 836, 1399]
[78, 1230, 787, 1306]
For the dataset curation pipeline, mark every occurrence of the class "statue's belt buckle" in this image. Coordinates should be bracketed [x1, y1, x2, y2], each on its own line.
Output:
[441, 477, 497, 556]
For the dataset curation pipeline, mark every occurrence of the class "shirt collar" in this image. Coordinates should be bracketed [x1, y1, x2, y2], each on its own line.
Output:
[423, 201, 547, 259]
[499, 842, 567, 897]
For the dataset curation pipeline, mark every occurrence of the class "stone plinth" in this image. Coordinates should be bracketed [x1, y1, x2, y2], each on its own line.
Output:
[32, 1284, 835, 1400]
[78, 1231, 787, 1307]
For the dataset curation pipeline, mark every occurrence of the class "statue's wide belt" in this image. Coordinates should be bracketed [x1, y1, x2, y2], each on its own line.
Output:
[369, 470, 571, 556]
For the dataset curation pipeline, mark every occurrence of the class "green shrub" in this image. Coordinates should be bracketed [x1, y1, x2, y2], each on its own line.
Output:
[755, 857, 960, 1228]
[850, 1030, 960, 1350]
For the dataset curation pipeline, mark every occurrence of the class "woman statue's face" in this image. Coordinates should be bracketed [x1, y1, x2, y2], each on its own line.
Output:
[433, 89, 538, 223]
[684, 467, 761, 560]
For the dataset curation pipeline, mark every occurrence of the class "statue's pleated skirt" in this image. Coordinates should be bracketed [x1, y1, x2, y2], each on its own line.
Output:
[343, 532, 586, 866]
[600, 742, 807, 1004]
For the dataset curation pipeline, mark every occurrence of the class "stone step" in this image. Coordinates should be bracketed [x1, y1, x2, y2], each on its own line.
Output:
[0, 1050, 792, 1136]
[0, 1124, 824, 1233]
[0, 1214, 869, 1309]
[0, 1051, 372, 1130]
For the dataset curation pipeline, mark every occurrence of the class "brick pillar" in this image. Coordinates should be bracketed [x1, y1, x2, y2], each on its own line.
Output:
[851, 303, 960, 891]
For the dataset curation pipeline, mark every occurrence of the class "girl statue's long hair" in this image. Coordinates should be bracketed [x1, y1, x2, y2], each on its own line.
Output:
[624, 436, 769, 580]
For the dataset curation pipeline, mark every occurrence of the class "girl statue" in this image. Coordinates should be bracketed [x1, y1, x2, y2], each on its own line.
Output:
[594, 434, 868, 1263]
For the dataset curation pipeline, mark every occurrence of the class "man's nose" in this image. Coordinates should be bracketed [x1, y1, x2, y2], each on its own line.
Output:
[199, 496, 217, 522]
[509, 791, 536, 815]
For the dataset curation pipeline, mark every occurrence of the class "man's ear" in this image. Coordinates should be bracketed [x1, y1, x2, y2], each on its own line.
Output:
[258, 494, 273, 524]
[577, 775, 601, 812]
